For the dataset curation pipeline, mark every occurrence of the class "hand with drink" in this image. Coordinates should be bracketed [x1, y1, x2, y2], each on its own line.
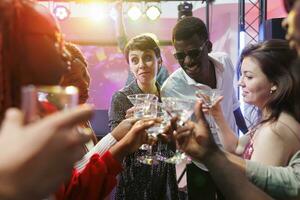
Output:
[0, 106, 93, 200]
[195, 87, 222, 131]
[173, 101, 219, 162]
[159, 97, 196, 164]
[125, 94, 199, 165]
[195, 87, 222, 112]
[109, 118, 161, 162]
[22, 85, 79, 123]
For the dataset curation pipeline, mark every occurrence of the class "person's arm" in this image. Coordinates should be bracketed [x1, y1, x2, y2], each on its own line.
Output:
[75, 117, 138, 172]
[75, 133, 117, 171]
[209, 97, 239, 152]
[56, 118, 156, 200]
[0, 107, 92, 200]
[246, 151, 300, 199]
[174, 102, 273, 200]
[203, 150, 274, 200]
[114, 0, 127, 52]
[56, 151, 123, 200]
[176, 101, 300, 200]
[218, 150, 300, 199]
[214, 150, 300, 199]
[233, 108, 248, 134]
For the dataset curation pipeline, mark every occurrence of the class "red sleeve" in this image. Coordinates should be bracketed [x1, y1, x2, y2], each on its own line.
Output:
[55, 151, 123, 200]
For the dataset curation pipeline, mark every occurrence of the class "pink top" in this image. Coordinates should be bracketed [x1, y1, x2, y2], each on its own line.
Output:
[242, 129, 256, 160]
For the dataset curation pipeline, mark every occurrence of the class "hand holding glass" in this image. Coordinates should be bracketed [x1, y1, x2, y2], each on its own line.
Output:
[161, 97, 195, 164]
[22, 85, 79, 123]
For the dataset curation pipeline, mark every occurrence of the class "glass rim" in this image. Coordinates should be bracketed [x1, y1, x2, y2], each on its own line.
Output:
[127, 93, 158, 100]
[22, 85, 78, 95]
[195, 88, 222, 95]
[161, 97, 195, 103]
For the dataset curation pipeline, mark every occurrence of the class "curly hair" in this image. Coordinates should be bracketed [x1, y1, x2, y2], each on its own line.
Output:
[0, 0, 65, 120]
[61, 42, 91, 104]
[172, 16, 208, 43]
[65, 42, 87, 67]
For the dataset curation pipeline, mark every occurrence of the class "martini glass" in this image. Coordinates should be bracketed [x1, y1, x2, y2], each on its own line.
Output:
[127, 94, 158, 151]
[21, 85, 80, 200]
[195, 88, 221, 108]
[195, 88, 222, 131]
[140, 103, 173, 165]
[161, 97, 196, 164]
[127, 94, 158, 119]
[22, 85, 79, 123]
[135, 100, 161, 165]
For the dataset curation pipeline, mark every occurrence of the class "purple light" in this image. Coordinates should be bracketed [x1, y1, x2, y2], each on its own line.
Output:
[53, 5, 70, 21]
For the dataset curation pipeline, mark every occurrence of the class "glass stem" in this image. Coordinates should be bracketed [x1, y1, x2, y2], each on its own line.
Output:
[147, 145, 153, 156]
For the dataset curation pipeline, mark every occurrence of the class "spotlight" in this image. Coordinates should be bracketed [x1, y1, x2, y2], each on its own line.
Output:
[145, 5, 161, 21]
[87, 3, 105, 22]
[53, 5, 70, 21]
[110, 7, 118, 21]
[177, 2, 193, 20]
[127, 6, 142, 21]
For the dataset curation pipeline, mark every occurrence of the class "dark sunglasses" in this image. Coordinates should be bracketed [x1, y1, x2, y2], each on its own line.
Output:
[173, 40, 208, 61]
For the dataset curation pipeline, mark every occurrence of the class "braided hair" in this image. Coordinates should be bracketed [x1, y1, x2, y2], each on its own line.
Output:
[0, 0, 67, 120]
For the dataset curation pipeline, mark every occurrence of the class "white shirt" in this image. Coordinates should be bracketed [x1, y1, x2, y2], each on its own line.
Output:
[161, 52, 240, 146]
[75, 133, 117, 172]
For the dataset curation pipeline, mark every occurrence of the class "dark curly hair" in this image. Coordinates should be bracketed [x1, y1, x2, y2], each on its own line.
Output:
[0, 0, 65, 120]
[172, 16, 208, 42]
[172, 16, 212, 52]
[65, 42, 87, 67]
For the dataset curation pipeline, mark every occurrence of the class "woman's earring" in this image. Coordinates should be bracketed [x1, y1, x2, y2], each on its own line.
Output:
[270, 86, 277, 94]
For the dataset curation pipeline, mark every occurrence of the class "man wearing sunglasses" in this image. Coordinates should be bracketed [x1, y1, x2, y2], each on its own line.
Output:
[161, 16, 247, 200]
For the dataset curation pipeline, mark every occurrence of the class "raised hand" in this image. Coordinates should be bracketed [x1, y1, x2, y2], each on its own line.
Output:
[0, 105, 93, 200]
[174, 101, 218, 161]
[157, 116, 178, 145]
[125, 106, 136, 119]
[109, 118, 158, 162]
[207, 96, 224, 119]
[111, 117, 138, 141]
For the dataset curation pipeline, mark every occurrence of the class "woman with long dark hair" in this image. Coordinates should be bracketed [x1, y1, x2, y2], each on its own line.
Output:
[209, 39, 299, 166]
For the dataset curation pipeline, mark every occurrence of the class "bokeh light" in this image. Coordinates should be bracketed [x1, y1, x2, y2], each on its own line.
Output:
[146, 5, 161, 21]
[127, 6, 142, 21]
[53, 5, 70, 21]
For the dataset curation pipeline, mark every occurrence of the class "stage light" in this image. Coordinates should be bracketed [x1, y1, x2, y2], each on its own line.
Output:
[127, 6, 142, 21]
[53, 5, 70, 21]
[87, 3, 105, 22]
[178, 2, 193, 20]
[110, 7, 118, 21]
[239, 30, 245, 55]
[145, 5, 161, 21]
